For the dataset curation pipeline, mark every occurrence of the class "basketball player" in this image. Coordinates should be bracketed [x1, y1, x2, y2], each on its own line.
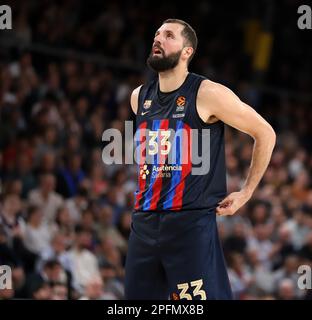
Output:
[125, 19, 276, 300]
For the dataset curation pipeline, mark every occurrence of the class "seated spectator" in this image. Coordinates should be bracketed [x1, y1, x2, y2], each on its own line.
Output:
[54, 206, 75, 247]
[247, 224, 274, 270]
[64, 186, 89, 224]
[96, 235, 124, 280]
[37, 233, 70, 272]
[56, 153, 86, 198]
[51, 282, 69, 300]
[96, 205, 128, 256]
[64, 226, 101, 294]
[0, 193, 25, 240]
[117, 210, 131, 242]
[99, 261, 124, 300]
[276, 279, 297, 300]
[227, 252, 253, 300]
[23, 259, 68, 299]
[28, 173, 64, 224]
[23, 206, 56, 256]
[30, 280, 52, 300]
[272, 255, 302, 299]
[79, 275, 117, 300]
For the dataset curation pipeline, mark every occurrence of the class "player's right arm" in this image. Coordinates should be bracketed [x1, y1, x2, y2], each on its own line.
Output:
[130, 85, 142, 115]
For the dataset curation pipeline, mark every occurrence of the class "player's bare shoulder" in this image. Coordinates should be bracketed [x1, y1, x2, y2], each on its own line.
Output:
[197, 79, 238, 124]
[130, 85, 143, 115]
[197, 79, 229, 104]
[196, 79, 224, 124]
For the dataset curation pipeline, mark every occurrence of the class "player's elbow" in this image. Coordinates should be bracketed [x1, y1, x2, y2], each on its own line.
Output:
[262, 123, 276, 149]
[257, 123, 276, 149]
[267, 124, 276, 148]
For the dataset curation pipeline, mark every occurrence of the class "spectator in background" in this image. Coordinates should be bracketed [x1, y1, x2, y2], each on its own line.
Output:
[101, 186, 125, 225]
[0, 193, 25, 240]
[64, 226, 101, 293]
[223, 222, 248, 256]
[272, 255, 302, 299]
[277, 279, 297, 300]
[23, 206, 56, 256]
[0, 224, 21, 267]
[227, 252, 253, 300]
[79, 275, 117, 300]
[28, 173, 63, 224]
[299, 231, 312, 262]
[117, 210, 132, 242]
[30, 281, 52, 300]
[0, 195, 39, 274]
[96, 234, 125, 284]
[31, 92, 62, 130]
[51, 282, 68, 300]
[0, 225, 26, 298]
[37, 233, 69, 271]
[247, 224, 274, 270]
[23, 259, 67, 299]
[291, 170, 310, 202]
[99, 260, 124, 299]
[64, 186, 89, 224]
[284, 209, 311, 250]
[96, 205, 128, 256]
[271, 225, 297, 270]
[57, 153, 86, 198]
[35, 150, 57, 177]
[89, 163, 108, 198]
[2, 179, 23, 199]
[245, 248, 275, 297]
[14, 153, 37, 199]
[54, 206, 75, 246]
[34, 125, 59, 163]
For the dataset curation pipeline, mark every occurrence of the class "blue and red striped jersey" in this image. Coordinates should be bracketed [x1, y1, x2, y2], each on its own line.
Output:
[134, 73, 227, 212]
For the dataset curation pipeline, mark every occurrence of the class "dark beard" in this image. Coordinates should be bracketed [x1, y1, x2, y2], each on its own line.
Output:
[147, 50, 182, 72]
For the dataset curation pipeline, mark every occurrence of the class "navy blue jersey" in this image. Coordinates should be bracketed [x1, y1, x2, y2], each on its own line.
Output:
[134, 72, 227, 212]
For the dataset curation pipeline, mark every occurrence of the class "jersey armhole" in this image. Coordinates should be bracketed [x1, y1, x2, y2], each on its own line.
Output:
[136, 84, 145, 115]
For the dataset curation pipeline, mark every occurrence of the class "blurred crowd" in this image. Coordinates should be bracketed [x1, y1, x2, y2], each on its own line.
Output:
[0, 0, 312, 300]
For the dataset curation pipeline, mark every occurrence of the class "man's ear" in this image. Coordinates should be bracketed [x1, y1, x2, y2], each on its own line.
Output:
[183, 47, 194, 61]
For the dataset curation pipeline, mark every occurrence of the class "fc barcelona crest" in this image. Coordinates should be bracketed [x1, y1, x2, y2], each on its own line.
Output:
[143, 100, 152, 109]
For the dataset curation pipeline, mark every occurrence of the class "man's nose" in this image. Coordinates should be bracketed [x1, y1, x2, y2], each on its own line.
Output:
[153, 40, 162, 49]
[154, 34, 162, 44]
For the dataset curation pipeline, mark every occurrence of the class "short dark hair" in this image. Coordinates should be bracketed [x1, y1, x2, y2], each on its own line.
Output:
[162, 18, 198, 64]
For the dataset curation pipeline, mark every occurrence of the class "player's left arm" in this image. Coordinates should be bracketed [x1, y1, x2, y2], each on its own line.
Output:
[198, 81, 276, 216]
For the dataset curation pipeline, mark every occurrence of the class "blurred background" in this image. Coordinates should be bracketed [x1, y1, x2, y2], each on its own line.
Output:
[0, 0, 311, 300]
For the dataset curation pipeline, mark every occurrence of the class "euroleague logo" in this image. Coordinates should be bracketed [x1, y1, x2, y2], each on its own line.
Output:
[176, 96, 186, 107]
[175, 96, 186, 115]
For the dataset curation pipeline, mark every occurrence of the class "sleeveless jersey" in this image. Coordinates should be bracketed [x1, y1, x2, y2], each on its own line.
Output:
[133, 72, 226, 212]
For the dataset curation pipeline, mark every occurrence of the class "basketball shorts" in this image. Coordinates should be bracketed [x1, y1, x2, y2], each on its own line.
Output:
[124, 209, 233, 300]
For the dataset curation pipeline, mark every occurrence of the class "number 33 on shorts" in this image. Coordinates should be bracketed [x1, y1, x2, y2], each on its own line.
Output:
[176, 279, 207, 300]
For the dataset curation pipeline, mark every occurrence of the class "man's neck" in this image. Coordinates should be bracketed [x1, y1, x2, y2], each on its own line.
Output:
[158, 67, 189, 93]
